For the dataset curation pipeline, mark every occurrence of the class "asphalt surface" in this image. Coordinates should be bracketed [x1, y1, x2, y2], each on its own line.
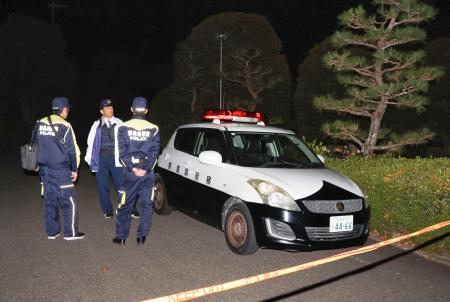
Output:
[1, 151, 449, 302]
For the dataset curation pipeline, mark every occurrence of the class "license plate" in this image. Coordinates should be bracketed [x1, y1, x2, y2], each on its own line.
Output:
[329, 215, 353, 232]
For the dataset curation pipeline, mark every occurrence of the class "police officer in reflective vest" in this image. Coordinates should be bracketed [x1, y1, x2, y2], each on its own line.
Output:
[113, 96, 160, 245]
[36, 97, 84, 240]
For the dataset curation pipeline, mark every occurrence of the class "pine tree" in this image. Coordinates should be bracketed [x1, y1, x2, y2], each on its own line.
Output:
[313, 0, 443, 155]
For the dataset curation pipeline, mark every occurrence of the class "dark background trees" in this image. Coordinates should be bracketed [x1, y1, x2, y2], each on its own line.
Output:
[0, 0, 448, 154]
[294, 38, 341, 140]
[151, 12, 292, 143]
[0, 14, 78, 147]
[424, 38, 450, 154]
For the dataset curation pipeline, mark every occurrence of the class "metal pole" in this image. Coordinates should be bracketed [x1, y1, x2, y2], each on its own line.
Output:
[216, 31, 227, 109]
[219, 37, 223, 109]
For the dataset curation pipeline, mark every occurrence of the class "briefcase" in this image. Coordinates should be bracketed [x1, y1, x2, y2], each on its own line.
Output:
[20, 142, 39, 171]
[21, 121, 39, 171]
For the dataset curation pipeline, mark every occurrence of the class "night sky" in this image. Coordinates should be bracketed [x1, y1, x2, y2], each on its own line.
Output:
[3, 1, 449, 90]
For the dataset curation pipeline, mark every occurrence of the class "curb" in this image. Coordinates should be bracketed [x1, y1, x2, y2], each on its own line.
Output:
[369, 235, 450, 267]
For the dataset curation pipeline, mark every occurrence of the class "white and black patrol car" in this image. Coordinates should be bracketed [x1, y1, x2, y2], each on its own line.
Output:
[154, 110, 370, 255]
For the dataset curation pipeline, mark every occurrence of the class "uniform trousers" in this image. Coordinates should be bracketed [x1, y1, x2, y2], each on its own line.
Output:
[116, 170, 154, 239]
[95, 155, 122, 215]
[39, 166, 79, 237]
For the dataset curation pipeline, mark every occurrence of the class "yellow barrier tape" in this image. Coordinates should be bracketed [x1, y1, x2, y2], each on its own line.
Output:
[140, 220, 450, 302]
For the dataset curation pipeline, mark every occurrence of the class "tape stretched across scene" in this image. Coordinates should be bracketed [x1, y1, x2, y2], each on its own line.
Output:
[139, 220, 450, 302]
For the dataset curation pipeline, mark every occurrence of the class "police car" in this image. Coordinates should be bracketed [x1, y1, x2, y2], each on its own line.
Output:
[154, 110, 370, 255]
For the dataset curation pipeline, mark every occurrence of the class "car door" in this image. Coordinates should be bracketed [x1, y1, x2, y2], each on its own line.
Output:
[164, 128, 200, 210]
[190, 128, 231, 224]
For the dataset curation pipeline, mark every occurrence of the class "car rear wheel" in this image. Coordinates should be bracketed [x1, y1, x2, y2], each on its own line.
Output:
[153, 174, 172, 215]
[224, 203, 258, 255]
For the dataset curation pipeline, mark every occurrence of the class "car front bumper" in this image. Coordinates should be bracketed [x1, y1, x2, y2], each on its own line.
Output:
[245, 202, 370, 250]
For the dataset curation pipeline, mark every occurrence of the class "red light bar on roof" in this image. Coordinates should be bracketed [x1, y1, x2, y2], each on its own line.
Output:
[203, 110, 265, 123]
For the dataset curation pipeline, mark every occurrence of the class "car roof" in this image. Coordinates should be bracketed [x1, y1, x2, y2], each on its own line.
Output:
[177, 122, 295, 134]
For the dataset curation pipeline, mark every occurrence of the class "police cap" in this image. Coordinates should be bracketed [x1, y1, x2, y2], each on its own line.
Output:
[99, 99, 113, 109]
[132, 96, 148, 112]
[51, 97, 70, 110]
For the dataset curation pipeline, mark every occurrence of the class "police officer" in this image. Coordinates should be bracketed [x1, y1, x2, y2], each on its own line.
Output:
[85, 99, 140, 219]
[36, 97, 84, 240]
[113, 96, 160, 245]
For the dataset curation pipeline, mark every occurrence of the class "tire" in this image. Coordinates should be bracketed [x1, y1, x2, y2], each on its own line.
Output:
[153, 174, 172, 215]
[358, 226, 369, 246]
[224, 202, 259, 255]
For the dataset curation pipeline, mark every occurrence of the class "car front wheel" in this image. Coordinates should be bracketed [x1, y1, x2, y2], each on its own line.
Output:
[224, 202, 258, 255]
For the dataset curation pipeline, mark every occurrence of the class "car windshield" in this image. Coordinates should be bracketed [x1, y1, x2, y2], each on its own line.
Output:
[229, 132, 324, 168]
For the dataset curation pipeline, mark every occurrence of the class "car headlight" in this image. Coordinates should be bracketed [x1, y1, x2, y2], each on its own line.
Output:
[248, 179, 300, 212]
[364, 196, 370, 208]
[350, 178, 369, 209]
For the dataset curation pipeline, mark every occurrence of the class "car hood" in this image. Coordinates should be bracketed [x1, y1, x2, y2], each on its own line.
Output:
[242, 167, 364, 200]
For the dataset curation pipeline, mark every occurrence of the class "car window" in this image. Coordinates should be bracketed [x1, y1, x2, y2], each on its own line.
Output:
[194, 129, 228, 162]
[229, 132, 322, 168]
[274, 135, 310, 163]
[174, 128, 199, 155]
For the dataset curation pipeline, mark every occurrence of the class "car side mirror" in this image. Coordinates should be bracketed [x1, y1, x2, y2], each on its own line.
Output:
[199, 150, 222, 165]
[317, 154, 325, 164]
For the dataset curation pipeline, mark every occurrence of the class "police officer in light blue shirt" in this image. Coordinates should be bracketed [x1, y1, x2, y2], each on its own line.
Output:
[113, 96, 160, 245]
[85, 99, 140, 219]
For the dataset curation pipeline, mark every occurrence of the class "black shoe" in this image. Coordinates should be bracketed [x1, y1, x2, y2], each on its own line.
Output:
[137, 236, 146, 245]
[131, 211, 140, 218]
[104, 213, 114, 219]
[64, 232, 85, 241]
[112, 237, 126, 245]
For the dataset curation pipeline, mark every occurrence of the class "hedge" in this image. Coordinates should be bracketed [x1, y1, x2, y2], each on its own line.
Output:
[326, 155, 450, 256]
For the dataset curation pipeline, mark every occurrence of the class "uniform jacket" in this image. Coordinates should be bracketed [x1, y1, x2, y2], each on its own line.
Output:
[118, 116, 160, 173]
[37, 114, 80, 172]
[85, 116, 122, 172]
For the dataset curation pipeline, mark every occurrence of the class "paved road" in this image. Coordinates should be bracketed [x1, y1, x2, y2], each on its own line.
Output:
[1, 151, 449, 302]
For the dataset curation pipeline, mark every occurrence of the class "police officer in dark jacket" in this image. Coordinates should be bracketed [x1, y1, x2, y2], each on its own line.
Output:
[113, 97, 160, 245]
[36, 97, 85, 240]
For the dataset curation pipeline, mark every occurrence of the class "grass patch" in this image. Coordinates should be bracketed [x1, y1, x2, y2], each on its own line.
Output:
[326, 155, 450, 256]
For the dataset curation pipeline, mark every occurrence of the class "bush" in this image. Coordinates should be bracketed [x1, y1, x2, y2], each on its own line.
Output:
[326, 155, 450, 256]
[302, 136, 330, 156]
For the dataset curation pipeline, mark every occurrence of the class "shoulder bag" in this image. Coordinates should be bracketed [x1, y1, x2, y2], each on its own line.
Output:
[20, 121, 39, 171]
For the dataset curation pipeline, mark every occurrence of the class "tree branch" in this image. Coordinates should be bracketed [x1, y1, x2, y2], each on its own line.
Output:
[382, 60, 416, 74]
[349, 79, 374, 88]
[372, 143, 403, 151]
[348, 23, 370, 30]
[329, 58, 375, 78]
[372, 134, 433, 151]
[381, 38, 421, 50]
[345, 132, 364, 147]
[334, 107, 372, 117]
[387, 16, 397, 31]
[342, 40, 378, 50]
[330, 129, 364, 147]
[388, 86, 418, 100]
[389, 18, 429, 30]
